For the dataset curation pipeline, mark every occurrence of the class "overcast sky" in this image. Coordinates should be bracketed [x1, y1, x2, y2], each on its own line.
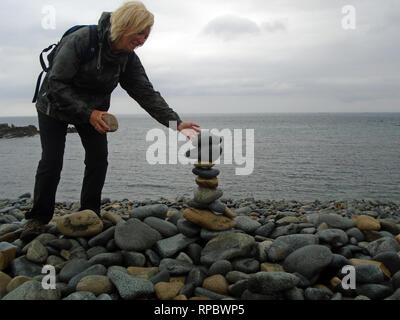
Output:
[0, 0, 399, 116]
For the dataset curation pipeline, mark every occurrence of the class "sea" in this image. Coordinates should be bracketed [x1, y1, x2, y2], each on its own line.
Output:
[0, 113, 399, 203]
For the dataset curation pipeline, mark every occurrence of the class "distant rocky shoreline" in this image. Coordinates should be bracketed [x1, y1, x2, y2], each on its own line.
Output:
[0, 123, 77, 139]
[1, 194, 399, 300]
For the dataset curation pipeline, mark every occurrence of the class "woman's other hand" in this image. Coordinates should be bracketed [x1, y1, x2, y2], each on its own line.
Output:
[177, 122, 201, 140]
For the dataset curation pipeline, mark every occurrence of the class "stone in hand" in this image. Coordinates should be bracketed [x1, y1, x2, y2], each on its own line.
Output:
[101, 113, 118, 132]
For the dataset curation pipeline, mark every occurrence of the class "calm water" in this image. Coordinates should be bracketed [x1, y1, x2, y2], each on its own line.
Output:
[0, 113, 399, 202]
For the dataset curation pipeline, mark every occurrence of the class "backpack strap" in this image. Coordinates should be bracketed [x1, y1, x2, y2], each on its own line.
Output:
[32, 25, 98, 103]
[32, 43, 57, 103]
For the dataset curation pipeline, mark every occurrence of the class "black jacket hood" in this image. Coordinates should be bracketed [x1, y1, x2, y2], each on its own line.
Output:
[97, 12, 129, 68]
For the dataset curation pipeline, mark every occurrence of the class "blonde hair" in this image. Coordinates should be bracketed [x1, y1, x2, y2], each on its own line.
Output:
[110, 1, 154, 42]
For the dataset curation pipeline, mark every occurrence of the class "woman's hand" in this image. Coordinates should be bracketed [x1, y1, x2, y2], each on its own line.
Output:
[177, 121, 201, 140]
[90, 110, 111, 134]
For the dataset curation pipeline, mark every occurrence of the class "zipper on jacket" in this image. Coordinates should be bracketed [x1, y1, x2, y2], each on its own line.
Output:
[97, 42, 103, 71]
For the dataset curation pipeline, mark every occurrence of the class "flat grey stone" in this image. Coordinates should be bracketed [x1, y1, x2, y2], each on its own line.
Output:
[304, 287, 333, 300]
[254, 222, 275, 238]
[283, 245, 333, 279]
[317, 229, 349, 247]
[355, 264, 385, 284]
[367, 237, 400, 257]
[67, 264, 107, 290]
[2, 280, 61, 300]
[200, 228, 237, 241]
[234, 216, 261, 234]
[247, 272, 300, 294]
[193, 187, 223, 205]
[114, 218, 162, 251]
[356, 284, 393, 300]
[122, 251, 146, 267]
[159, 258, 194, 276]
[88, 226, 116, 247]
[270, 224, 301, 239]
[63, 291, 97, 300]
[87, 246, 108, 259]
[59, 259, 92, 283]
[200, 232, 256, 266]
[128, 204, 169, 220]
[177, 218, 201, 237]
[154, 233, 199, 258]
[306, 213, 355, 230]
[194, 287, 228, 300]
[208, 200, 227, 214]
[88, 252, 123, 267]
[143, 217, 179, 238]
[208, 260, 233, 276]
[385, 288, 400, 300]
[9, 256, 43, 278]
[232, 258, 260, 274]
[108, 269, 154, 300]
[267, 234, 319, 262]
[373, 251, 400, 275]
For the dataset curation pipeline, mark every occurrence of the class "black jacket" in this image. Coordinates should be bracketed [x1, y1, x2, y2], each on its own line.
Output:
[36, 12, 182, 127]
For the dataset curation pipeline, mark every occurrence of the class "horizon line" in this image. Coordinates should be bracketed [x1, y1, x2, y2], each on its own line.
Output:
[1, 111, 400, 118]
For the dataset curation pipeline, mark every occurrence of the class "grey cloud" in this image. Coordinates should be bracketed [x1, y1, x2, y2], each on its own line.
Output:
[203, 15, 261, 40]
[261, 19, 288, 32]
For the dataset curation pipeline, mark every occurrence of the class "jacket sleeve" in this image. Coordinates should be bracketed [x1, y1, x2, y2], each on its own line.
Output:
[119, 52, 182, 128]
[47, 30, 93, 124]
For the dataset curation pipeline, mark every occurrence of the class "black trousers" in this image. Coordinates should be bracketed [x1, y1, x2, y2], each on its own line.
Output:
[26, 111, 108, 224]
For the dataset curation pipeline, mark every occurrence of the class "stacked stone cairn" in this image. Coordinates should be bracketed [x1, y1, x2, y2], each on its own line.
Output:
[182, 131, 237, 233]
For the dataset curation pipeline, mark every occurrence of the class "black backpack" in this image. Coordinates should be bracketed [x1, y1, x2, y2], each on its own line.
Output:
[32, 25, 98, 103]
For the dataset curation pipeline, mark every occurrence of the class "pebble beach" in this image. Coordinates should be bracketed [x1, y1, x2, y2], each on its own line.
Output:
[1, 193, 400, 301]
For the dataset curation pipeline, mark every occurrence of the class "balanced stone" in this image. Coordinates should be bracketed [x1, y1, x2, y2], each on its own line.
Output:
[194, 162, 215, 169]
[195, 177, 218, 188]
[56, 210, 103, 237]
[192, 167, 220, 179]
[183, 208, 236, 231]
[208, 200, 226, 214]
[193, 187, 223, 204]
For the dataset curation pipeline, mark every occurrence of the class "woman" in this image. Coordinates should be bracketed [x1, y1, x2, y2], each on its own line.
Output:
[21, 1, 200, 241]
